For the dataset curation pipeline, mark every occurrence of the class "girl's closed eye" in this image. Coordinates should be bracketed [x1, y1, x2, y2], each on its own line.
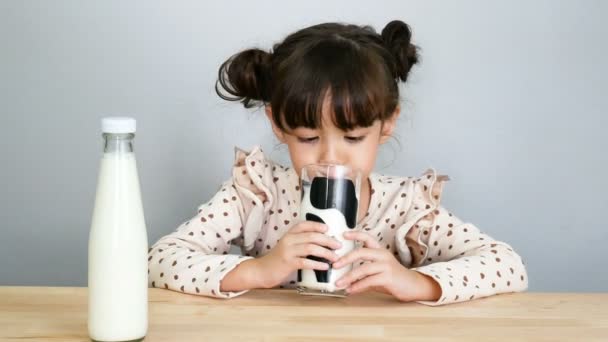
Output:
[297, 136, 319, 143]
[345, 135, 366, 143]
[296, 135, 367, 144]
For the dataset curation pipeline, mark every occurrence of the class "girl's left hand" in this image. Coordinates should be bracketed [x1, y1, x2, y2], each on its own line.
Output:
[332, 231, 441, 302]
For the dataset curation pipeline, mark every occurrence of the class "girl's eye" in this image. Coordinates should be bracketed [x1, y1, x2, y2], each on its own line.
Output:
[297, 136, 318, 143]
[345, 136, 366, 143]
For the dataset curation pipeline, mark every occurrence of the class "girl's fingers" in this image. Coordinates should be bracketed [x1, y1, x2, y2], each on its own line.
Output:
[293, 243, 339, 263]
[335, 263, 384, 289]
[298, 257, 331, 270]
[346, 273, 386, 295]
[343, 231, 381, 249]
[333, 248, 383, 268]
[289, 221, 328, 234]
[294, 232, 342, 250]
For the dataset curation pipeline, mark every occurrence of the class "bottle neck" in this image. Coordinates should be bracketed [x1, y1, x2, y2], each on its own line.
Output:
[103, 133, 134, 154]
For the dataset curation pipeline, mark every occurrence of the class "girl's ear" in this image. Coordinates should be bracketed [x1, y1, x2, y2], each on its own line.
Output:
[265, 105, 287, 143]
[379, 105, 400, 144]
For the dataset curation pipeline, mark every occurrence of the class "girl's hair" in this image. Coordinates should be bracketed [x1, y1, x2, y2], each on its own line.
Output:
[216, 20, 419, 132]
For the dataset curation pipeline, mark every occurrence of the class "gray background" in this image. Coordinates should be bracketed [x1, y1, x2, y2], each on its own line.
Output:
[1, 1, 606, 292]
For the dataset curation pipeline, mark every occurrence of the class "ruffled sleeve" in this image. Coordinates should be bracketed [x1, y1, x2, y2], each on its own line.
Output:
[395, 169, 450, 266]
[394, 169, 528, 306]
[147, 145, 278, 299]
[232, 146, 276, 250]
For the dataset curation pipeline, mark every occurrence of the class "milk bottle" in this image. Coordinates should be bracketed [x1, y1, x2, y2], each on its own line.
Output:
[88, 117, 148, 341]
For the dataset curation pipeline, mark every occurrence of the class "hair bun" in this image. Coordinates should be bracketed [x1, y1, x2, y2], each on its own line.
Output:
[381, 20, 419, 82]
[215, 48, 272, 108]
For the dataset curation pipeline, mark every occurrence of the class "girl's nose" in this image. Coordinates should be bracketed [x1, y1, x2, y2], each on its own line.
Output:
[319, 147, 342, 166]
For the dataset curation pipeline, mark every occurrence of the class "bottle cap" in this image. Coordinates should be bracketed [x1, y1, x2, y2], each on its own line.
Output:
[101, 117, 136, 133]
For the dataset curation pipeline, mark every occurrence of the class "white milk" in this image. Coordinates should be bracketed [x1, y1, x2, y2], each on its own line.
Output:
[297, 182, 356, 293]
[88, 151, 148, 341]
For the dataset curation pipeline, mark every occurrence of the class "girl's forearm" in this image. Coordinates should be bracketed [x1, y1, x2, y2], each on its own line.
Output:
[220, 258, 267, 292]
[411, 271, 442, 302]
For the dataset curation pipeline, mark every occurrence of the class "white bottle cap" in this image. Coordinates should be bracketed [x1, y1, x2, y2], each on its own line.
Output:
[101, 117, 136, 133]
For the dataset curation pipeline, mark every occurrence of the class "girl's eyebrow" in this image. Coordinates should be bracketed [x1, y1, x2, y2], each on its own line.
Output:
[285, 128, 317, 137]
[344, 126, 369, 133]
[291, 127, 319, 133]
[290, 125, 370, 135]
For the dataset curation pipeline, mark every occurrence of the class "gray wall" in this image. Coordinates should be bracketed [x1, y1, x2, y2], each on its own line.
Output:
[1, 1, 607, 292]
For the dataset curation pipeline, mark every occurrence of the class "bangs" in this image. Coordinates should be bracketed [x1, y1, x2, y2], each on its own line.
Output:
[270, 39, 397, 132]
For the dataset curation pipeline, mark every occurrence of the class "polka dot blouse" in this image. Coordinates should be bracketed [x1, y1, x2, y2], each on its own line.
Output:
[148, 145, 528, 305]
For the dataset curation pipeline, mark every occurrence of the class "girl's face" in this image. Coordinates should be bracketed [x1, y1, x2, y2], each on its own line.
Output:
[265, 99, 399, 180]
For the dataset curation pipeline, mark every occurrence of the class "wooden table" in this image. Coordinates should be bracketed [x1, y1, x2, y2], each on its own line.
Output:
[1, 287, 607, 341]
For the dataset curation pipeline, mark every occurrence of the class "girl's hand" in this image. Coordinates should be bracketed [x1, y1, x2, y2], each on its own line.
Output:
[332, 231, 442, 302]
[254, 221, 342, 289]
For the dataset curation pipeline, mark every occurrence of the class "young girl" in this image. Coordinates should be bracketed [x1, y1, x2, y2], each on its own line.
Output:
[148, 20, 528, 305]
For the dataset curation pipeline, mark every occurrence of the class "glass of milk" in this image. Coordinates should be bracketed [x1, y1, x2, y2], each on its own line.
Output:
[88, 117, 148, 342]
[296, 164, 361, 297]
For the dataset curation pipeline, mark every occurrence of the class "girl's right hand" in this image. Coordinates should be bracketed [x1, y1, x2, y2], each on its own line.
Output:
[253, 221, 342, 289]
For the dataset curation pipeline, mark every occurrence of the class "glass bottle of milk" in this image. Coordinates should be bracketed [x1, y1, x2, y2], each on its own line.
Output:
[88, 117, 148, 342]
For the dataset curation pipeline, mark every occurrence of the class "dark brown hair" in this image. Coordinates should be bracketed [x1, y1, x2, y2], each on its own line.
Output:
[216, 20, 419, 132]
